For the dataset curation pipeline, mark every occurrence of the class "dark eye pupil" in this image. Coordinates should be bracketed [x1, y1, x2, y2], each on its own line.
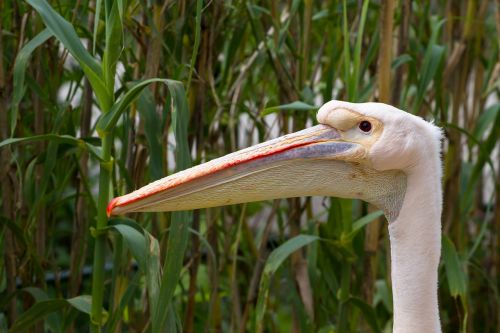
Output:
[359, 121, 372, 132]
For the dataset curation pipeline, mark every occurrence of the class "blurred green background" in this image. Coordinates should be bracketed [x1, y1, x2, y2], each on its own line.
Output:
[0, 0, 498, 332]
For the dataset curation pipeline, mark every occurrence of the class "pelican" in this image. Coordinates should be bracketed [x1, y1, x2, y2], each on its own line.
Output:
[108, 100, 443, 333]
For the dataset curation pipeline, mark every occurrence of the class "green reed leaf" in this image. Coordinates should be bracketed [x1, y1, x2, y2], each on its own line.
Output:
[9, 296, 106, 333]
[67, 296, 94, 315]
[473, 104, 499, 140]
[349, 210, 384, 238]
[96, 78, 182, 134]
[151, 80, 192, 333]
[256, 235, 319, 332]
[12, 29, 52, 137]
[262, 101, 318, 116]
[0, 135, 103, 161]
[138, 89, 165, 180]
[442, 236, 467, 298]
[415, 45, 444, 103]
[9, 300, 67, 333]
[109, 224, 148, 270]
[349, 297, 381, 333]
[412, 18, 446, 113]
[108, 218, 162, 329]
[102, 0, 124, 93]
[264, 235, 319, 275]
[351, 0, 370, 100]
[92, 0, 102, 54]
[26, 0, 111, 111]
[392, 54, 414, 70]
[23, 287, 61, 332]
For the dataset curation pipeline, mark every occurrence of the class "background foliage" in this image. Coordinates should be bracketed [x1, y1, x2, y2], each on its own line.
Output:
[0, 0, 499, 332]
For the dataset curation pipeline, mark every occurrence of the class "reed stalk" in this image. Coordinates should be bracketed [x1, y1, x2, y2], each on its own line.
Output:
[0, 6, 17, 323]
[90, 133, 113, 330]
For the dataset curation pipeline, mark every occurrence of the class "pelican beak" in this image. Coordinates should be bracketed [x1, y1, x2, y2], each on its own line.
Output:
[107, 124, 367, 216]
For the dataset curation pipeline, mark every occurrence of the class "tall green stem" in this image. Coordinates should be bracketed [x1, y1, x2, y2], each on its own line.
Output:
[90, 133, 113, 331]
[337, 199, 353, 331]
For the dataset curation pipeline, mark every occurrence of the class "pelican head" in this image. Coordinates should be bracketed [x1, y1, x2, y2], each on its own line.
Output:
[107, 100, 439, 223]
[107, 100, 443, 333]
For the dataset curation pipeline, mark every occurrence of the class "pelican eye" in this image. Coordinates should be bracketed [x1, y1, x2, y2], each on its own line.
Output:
[359, 120, 372, 133]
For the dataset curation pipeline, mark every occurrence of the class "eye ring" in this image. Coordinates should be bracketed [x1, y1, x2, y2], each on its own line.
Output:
[359, 120, 372, 133]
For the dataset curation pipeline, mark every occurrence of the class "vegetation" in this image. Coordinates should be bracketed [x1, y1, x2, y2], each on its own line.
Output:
[0, 0, 498, 332]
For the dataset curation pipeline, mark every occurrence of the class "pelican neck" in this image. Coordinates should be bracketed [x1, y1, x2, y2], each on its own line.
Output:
[388, 162, 442, 333]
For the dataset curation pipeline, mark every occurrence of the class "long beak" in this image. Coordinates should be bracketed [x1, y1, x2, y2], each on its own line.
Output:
[107, 124, 368, 216]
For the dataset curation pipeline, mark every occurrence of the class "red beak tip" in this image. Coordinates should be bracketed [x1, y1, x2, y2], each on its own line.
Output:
[107, 197, 119, 217]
